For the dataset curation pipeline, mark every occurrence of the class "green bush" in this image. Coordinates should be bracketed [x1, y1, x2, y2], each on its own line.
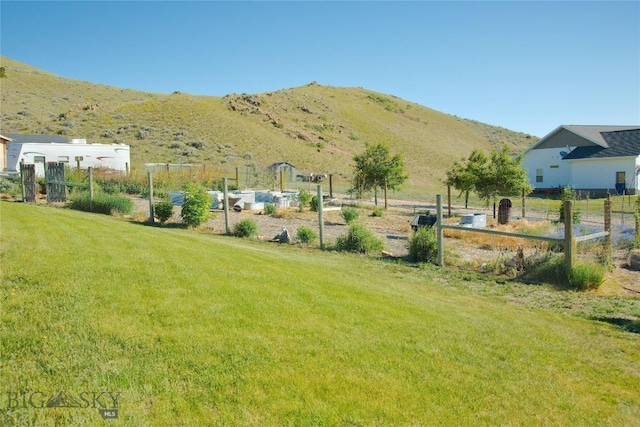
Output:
[234, 219, 259, 238]
[264, 203, 277, 215]
[568, 263, 605, 290]
[341, 207, 359, 224]
[0, 178, 21, 199]
[336, 223, 383, 254]
[558, 187, 581, 223]
[371, 208, 384, 217]
[309, 196, 319, 212]
[297, 189, 311, 212]
[522, 255, 604, 290]
[408, 226, 438, 263]
[154, 200, 174, 224]
[181, 184, 212, 228]
[69, 191, 133, 215]
[296, 226, 317, 244]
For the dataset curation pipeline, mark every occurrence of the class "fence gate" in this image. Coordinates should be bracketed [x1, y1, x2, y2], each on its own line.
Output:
[20, 163, 37, 202]
[46, 162, 67, 203]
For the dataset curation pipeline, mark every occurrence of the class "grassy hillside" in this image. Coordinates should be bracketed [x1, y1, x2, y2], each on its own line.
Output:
[1, 202, 639, 425]
[0, 56, 536, 195]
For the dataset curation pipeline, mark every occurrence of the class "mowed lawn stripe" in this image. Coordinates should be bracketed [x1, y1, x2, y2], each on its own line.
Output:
[1, 202, 639, 426]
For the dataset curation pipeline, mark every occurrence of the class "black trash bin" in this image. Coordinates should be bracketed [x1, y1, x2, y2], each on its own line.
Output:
[498, 198, 512, 224]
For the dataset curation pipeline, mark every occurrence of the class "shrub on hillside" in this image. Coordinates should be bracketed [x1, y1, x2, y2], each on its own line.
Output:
[154, 199, 174, 224]
[371, 208, 384, 218]
[341, 207, 359, 224]
[234, 219, 259, 238]
[310, 196, 319, 212]
[408, 226, 438, 263]
[69, 191, 133, 215]
[264, 203, 277, 215]
[297, 189, 311, 212]
[336, 223, 383, 254]
[296, 226, 317, 245]
[181, 184, 212, 228]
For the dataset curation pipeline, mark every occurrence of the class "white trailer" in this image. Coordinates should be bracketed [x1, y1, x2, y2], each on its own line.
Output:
[6, 139, 130, 176]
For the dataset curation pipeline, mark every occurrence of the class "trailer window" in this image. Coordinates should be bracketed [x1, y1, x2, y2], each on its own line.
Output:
[34, 156, 45, 163]
[536, 168, 543, 183]
[58, 156, 69, 164]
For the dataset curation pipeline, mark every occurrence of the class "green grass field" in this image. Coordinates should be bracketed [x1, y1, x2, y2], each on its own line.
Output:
[1, 202, 639, 426]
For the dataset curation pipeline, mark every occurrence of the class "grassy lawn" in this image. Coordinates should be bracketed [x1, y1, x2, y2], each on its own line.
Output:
[1, 202, 639, 425]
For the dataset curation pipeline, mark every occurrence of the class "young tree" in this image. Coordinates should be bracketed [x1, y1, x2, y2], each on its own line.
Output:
[445, 149, 488, 208]
[351, 142, 407, 206]
[181, 184, 212, 227]
[445, 146, 532, 207]
[475, 146, 532, 206]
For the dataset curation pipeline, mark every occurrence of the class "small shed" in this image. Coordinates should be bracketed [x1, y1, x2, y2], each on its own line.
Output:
[0, 134, 11, 172]
[267, 162, 296, 182]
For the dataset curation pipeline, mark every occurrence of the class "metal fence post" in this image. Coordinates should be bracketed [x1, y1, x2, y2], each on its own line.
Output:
[147, 171, 154, 223]
[437, 194, 444, 266]
[604, 195, 612, 266]
[317, 184, 324, 250]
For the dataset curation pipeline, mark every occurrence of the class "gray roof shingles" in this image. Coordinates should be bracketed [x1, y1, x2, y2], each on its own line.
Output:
[563, 128, 640, 160]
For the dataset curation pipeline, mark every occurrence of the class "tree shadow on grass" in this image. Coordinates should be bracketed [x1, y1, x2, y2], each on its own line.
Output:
[590, 316, 640, 334]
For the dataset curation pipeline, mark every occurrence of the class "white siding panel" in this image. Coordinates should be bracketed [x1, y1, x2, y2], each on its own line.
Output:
[570, 158, 636, 189]
[522, 148, 572, 188]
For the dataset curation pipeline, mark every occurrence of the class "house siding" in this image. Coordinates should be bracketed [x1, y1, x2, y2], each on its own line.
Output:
[521, 147, 572, 189]
[570, 157, 639, 193]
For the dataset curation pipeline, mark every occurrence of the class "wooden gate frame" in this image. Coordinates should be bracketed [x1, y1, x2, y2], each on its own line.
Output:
[19, 163, 37, 202]
[45, 164, 94, 205]
[435, 195, 611, 271]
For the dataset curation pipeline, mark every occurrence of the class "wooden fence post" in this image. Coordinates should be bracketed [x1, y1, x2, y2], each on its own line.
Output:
[88, 167, 94, 212]
[436, 194, 444, 266]
[564, 200, 575, 272]
[223, 177, 230, 235]
[521, 188, 525, 218]
[317, 184, 324, 250]
[280, 170, 284, 192]
[447, 185, 452, 217]
[329, 174, 333, 199]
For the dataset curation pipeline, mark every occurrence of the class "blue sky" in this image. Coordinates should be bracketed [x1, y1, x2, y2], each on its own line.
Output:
[1, 1, 639, 137]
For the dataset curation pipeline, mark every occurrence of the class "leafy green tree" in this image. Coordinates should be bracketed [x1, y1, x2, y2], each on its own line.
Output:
[445, 149, 488, 208]
[180, 184, 212, 227]
[446, 146, 531, 207]
[351, 142, 407, 206]
[475, 146, 532, 205]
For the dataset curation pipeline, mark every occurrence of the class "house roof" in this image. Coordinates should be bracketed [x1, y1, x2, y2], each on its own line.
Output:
[4, 133, 68, 144]
[525, 125, 640, 160]
[563, 128, 640, 160]
[0, 134, 12, 143]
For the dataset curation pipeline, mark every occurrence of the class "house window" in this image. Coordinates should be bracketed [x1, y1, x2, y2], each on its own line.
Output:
[536, 168, 543, 183]
[616, 171, 626, 184]
[57, 156, 69, 164]
[34, 156, 45, 163]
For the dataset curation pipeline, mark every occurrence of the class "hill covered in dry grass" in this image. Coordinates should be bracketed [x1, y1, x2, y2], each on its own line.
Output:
[0, 56, 536, 194]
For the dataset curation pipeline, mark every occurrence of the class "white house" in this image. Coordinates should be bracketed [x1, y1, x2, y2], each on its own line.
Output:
[521, 125, 640, 195]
